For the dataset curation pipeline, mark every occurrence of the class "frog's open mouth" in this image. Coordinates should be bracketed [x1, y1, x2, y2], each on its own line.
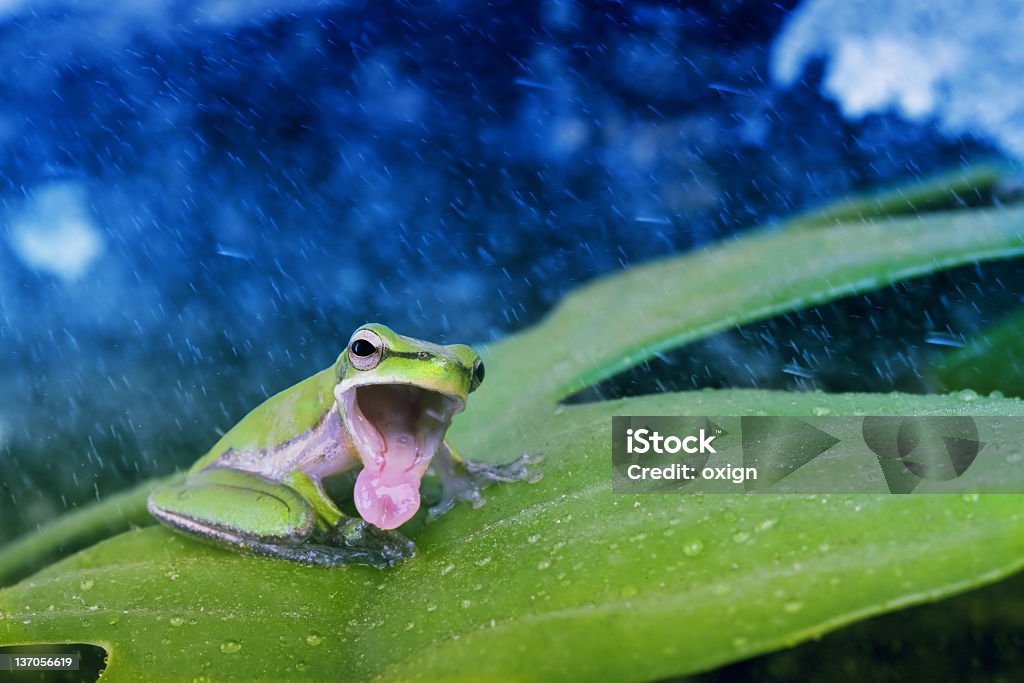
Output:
[339, 384, 462, 530]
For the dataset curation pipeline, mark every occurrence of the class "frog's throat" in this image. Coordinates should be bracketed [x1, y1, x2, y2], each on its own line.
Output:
[337, 383, 461, 530]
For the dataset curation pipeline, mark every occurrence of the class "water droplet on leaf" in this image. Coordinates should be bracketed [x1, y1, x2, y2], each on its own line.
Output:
[220, 640, 242, 654]
[683, 540, 704, 557]
[957, 389, 978, 402]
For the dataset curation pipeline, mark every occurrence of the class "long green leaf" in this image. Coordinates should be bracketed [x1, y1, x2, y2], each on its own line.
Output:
[782, 162, 1014, 229]
[0, 478, 170, 587]
[2, 390, 1024, 682]
[464, 205, 1024, 439]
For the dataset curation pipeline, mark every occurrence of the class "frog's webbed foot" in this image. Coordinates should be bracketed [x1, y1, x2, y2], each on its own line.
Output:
[235, 533, 410, 569]
[428, 450, 544, 522]
[312, 519, 417, 569]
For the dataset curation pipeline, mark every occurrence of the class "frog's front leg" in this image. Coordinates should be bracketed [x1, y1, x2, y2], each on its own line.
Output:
[427, 442, 543, 521]
[147, 468, 414, 569]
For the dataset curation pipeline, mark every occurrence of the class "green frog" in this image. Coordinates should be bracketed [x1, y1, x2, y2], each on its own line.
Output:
[147, 324, 541, 568]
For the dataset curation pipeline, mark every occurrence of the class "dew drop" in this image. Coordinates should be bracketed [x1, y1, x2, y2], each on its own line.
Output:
[169, 616, 185, 627]
[958, 389, 979, 402]
[811, 406, 831, 416]
[682, 540, 704, 557]
[732, 531, 750, 544]
[306, 631, 322, 647]
[79, 578, 94, 591]
[220, 640, 242, 654]
[783, 601, 805, 613]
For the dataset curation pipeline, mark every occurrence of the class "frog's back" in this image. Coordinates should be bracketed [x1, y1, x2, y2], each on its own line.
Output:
[190, 362, 339, 472]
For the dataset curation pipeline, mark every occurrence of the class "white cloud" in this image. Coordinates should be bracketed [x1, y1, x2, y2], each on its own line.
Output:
[772, 0, 1024, 157]
[7, 182, 105, 283]
[822, 36, 963, 121]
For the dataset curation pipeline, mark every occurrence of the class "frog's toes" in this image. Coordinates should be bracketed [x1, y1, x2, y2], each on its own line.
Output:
[464, 452, 544, 485]
[316, 519, 417, 568]
[372, 534, 417, 568]
[521, 452, 546, 483]
[426, 497, 456, 522]
[428, 482, 485, 523]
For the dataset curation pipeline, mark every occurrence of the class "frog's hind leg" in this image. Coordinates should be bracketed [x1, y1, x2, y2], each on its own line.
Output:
[148, 468, 317, 550]
[148, 468, 414, 569]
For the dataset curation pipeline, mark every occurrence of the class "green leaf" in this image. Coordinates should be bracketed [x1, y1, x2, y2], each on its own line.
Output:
[3, 390, 1024, 682]
[4, 187, 1024, 681]
[462, 204, 1024, 440]
[0, 478, 172, 587]
[930, 307, 1024, 398]
[781, 161, 1015, 229]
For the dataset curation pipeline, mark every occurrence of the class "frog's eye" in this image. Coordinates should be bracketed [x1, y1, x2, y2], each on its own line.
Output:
[471, 360, 485, 391]
[351, 339, 376, 357]
[349, 330, 384, 370]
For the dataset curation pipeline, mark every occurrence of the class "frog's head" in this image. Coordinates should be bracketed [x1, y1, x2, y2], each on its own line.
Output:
[334, 323, 484, 530]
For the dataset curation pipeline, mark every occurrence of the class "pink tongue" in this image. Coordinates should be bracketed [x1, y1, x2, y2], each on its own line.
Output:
[354, 467, 423, 530]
